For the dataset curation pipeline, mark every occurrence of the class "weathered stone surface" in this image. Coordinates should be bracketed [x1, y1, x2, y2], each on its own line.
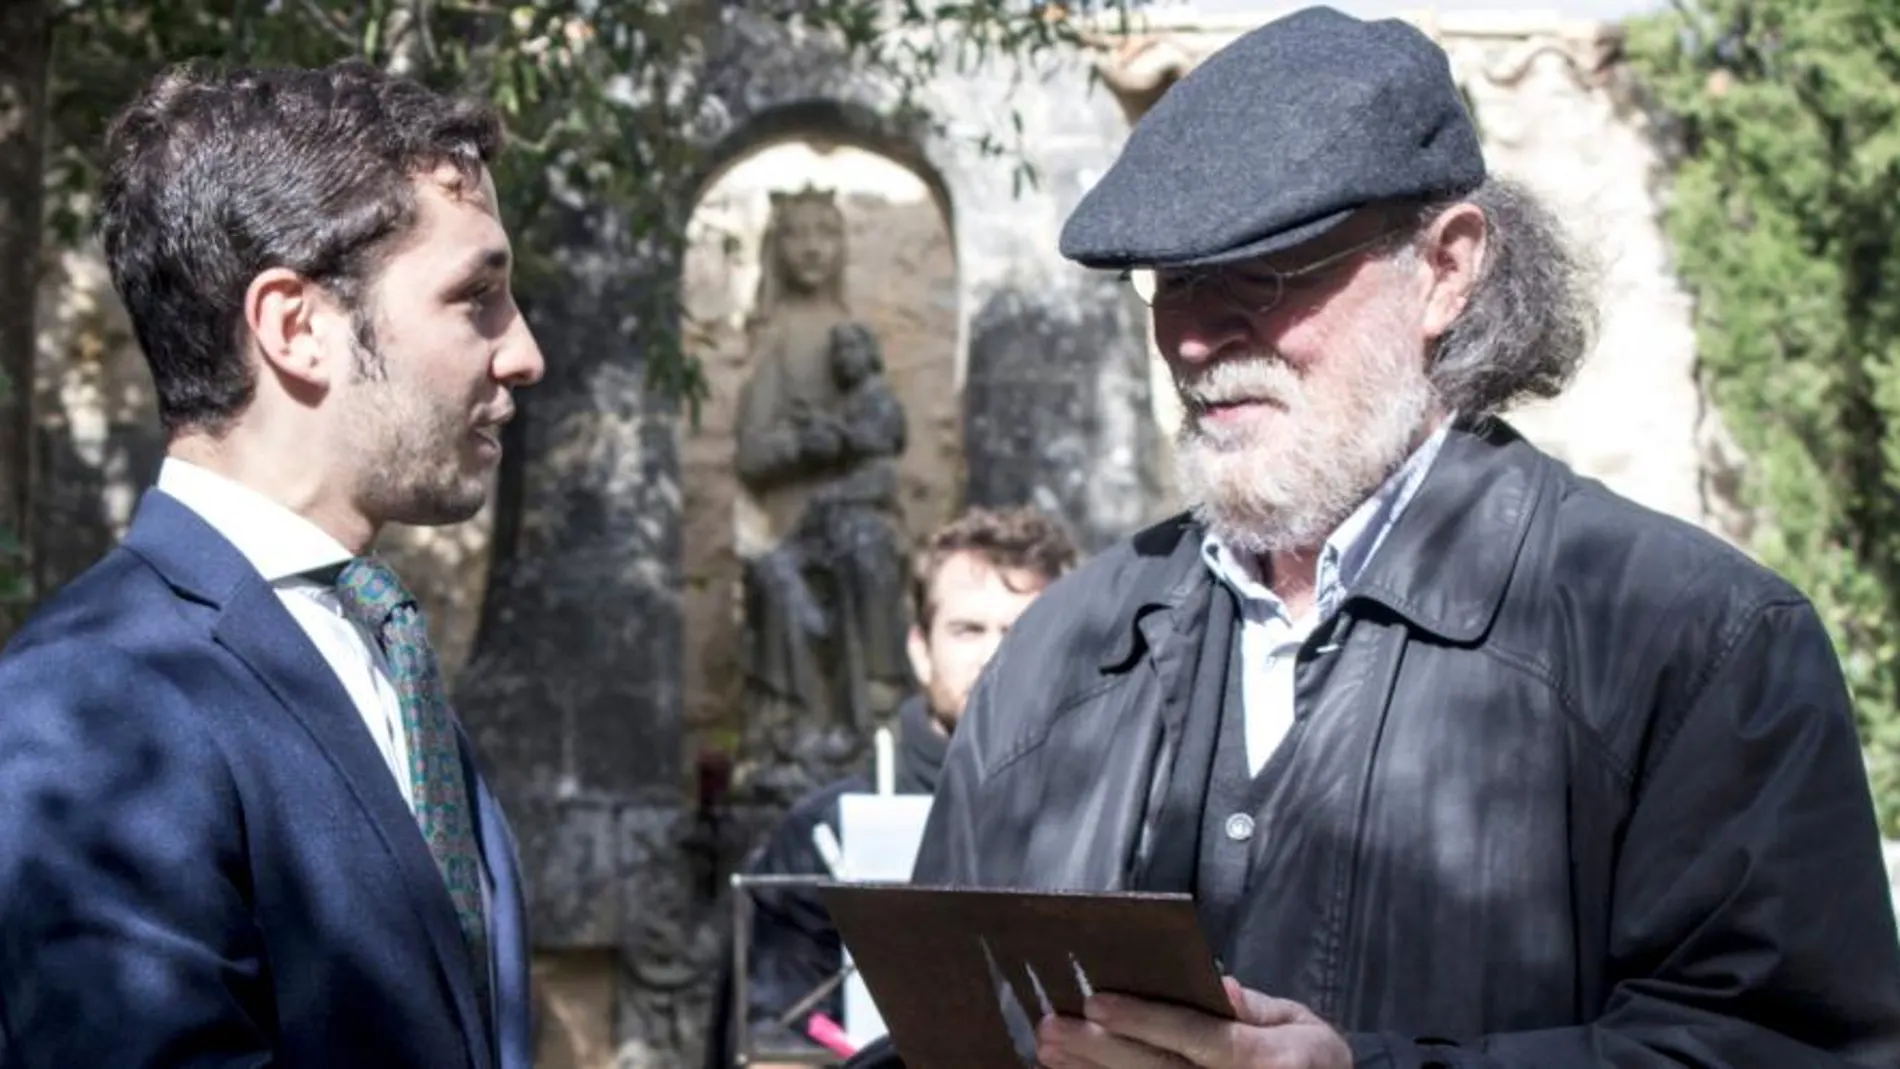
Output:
[1442, 19, 1737, 539]
[962, 278, 1166, 552]
[635, 14, 1182, 1062]
[452, 190, 687, 902]
[458, 15, 936, 1066]
[919, 42, 1175, 550]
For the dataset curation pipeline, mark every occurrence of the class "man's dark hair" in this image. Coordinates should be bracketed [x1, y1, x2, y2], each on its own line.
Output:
[99, 58, 504, 435]
[910, 506, 1080, 628]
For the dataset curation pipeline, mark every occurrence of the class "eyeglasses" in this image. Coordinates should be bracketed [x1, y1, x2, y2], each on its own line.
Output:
[1119, 227, 1409, 316]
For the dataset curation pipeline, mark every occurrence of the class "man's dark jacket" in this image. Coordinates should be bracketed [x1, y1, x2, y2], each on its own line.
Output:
[704, 696, 946, 1069]
[911, 420, 1900, 1068]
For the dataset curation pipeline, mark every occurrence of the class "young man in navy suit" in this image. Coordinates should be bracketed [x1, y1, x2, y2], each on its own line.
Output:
[0, 60, 544, 1068]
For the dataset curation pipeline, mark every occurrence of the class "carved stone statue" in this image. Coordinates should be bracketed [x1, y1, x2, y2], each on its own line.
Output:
[731, 186, 912, 802]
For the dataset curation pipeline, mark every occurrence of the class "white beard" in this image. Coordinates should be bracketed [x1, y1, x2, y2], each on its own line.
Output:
[1172, 304, 1437, 557]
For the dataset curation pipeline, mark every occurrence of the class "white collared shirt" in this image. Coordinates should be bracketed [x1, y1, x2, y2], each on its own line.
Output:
[1202, 422, 1451, 775]
[156, 458, 414, 808]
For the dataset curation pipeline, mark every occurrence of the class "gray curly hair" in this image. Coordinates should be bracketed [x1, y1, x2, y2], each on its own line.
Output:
[1405, 177, 1600, 417]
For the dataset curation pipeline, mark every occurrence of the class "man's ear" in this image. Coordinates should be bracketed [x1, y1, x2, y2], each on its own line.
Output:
[907, 624, 933, 690]
[1418, 202, 1487, 342]
[244, 267, 340, 390]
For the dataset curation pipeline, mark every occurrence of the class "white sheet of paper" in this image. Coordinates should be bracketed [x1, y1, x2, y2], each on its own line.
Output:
[836, 792, 934, 1048]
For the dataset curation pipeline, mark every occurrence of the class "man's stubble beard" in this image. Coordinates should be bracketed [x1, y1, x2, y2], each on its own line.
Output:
[345, 339, 491, 529]
[1172, 309, 1437, 558]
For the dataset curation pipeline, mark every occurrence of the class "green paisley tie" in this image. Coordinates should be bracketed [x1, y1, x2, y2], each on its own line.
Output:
[333, 556, 491, 1020]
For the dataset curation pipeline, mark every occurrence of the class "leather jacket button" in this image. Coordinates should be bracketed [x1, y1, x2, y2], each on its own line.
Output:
[1224, 813, 1255, 842]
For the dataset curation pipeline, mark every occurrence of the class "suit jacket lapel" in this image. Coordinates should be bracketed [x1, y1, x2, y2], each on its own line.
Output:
[123, 490, 495, 1069]
[461, 732, 530, 1069]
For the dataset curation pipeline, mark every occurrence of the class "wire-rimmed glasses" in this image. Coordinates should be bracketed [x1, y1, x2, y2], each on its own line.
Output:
[1119, 226, 1409, 316]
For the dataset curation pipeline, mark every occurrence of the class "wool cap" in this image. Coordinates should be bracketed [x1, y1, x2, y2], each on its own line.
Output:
[1059, 5, 1486, 269]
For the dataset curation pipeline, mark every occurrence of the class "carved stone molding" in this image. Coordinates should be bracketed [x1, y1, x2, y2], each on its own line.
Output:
[1080, 9, 1628, 123]
[1467, 25, 1627, 91]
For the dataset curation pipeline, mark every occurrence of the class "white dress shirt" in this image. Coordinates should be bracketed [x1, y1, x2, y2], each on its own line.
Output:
[159, 459, 498, 1013]
[1202, 422, 1451, 775]
[157, 458, 414, 807]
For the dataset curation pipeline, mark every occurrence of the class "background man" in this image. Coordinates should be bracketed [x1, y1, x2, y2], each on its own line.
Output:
[0, 60, 543, 1068]
[912, 8, 1900, 1069]
[709, 505, 1078, 1069]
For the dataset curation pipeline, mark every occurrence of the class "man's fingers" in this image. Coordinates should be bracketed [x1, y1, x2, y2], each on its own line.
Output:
[1062, 986, 1327, 1068]
[1222, 976, 1247, 1018]
[1078, 994, 1238, 1067]
[1037, 1012, 1192, 1069]
[1225, 982, 1320, 1028]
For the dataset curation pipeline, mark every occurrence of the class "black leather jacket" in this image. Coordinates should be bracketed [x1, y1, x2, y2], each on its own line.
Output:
[912, 421, 1900, 1068]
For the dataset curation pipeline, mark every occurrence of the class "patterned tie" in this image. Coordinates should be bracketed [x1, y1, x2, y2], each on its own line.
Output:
[332, 556, 492, 1022]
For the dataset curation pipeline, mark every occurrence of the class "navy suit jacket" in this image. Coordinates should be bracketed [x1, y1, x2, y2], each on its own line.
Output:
[0, 490, 532, 1069]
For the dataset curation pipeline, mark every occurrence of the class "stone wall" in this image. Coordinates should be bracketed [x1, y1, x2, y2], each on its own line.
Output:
[13, 10, 1770, 759]
[921, 47, 1173, 551]
[1435, 13, 1744, 540]
[472, 12, 1184, 1064]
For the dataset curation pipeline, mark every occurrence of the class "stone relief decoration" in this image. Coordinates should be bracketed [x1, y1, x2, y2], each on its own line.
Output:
[729, 185, 914, 805]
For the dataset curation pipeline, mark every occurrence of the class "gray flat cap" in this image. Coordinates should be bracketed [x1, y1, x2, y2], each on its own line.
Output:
[1060, 5, 1485, 270]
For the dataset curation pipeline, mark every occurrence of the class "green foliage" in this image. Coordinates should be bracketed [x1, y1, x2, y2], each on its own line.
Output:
[1627, 1, 1900, 832]
[42, 0, 1129, 419]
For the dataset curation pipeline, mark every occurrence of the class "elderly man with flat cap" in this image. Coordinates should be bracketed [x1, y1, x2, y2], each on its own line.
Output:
[902, 7, 1900, 1069]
